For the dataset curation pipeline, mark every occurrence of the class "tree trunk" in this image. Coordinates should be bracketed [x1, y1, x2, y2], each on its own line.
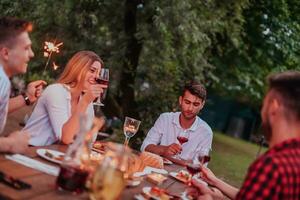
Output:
[119, 0, 143, 119]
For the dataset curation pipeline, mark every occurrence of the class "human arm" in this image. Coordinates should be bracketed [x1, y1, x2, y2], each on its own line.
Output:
[191, 179, 225, 200]
[60, 84, 104, 144]
[0, 131, 30, 153]
[141, 114, 182, 156]
[8, 80, 46, 113]
[199, 166, 239, 199]
[145, 143, 182, 157]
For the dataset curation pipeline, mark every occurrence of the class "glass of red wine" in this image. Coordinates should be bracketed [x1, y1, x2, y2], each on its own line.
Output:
[56, 164, 89, 193]
[173, 135, 188, 159]
[186, 163, 201, 185]
[94, 68, 109, 106]
[177, 136, 188, 145]
[197, 148, 211, 166]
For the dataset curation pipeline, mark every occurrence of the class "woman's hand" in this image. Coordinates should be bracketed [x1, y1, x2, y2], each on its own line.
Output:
[191, 179, 225, 200]
[200, 166, 219, 186]
[82, 84, 107, 104]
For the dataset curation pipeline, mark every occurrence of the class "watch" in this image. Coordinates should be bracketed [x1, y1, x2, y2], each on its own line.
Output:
[21, 93, 31, 106]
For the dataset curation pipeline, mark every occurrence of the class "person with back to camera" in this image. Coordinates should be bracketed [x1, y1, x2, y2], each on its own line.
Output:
[192, 71, 300, 200]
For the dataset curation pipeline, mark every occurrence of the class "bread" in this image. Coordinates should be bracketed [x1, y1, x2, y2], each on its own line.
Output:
[125, 153, 145, 176]
[140, 151, 164, 169]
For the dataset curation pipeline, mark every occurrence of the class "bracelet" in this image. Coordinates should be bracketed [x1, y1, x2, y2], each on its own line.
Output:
[21, 92, 31, 106]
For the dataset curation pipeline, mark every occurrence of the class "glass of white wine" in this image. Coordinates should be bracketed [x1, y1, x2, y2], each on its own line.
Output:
[123, 117, 141, 147]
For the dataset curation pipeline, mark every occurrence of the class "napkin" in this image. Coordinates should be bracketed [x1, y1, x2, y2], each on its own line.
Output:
[133, 166, 168, 177]
[5, 154, 59, 176]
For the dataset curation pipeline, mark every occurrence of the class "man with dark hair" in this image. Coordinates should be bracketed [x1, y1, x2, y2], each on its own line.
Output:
[141, 81, 213, 163]
[0, 17, 46, 153]
[193, 71, 300, 200]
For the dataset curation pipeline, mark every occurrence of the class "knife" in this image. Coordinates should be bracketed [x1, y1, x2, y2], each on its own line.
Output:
[0, 171, 31, 190]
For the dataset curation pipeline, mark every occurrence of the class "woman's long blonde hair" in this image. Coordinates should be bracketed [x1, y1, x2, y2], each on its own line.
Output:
[57, 51, 103, 87]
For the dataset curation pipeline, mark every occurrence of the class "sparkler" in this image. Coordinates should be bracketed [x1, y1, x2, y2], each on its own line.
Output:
[43, 41, 63, 72]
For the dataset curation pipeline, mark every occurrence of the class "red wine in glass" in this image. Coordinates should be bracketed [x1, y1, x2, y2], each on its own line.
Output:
[198, 155, 211, 165]
[56, 165, 89, 193]
[177, 136, 188, 145]
[186, 164, 201, 176]
[95, 78, 109, 86]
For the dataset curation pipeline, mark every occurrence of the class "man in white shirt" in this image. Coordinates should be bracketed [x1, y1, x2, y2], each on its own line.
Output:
[141, 81, 213, 164]
[0, 17, 45, 153]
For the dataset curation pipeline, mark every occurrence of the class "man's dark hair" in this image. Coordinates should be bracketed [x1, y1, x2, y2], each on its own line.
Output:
[268, 71, 300, 120]
[182, 80, 207, 101]
[0, 17, 32, 47]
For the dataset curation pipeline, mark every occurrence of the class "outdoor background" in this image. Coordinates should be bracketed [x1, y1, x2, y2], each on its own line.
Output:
[1, 0, 298, 186]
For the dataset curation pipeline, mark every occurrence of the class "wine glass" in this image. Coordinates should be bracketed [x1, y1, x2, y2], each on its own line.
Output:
[177, 136, 188, 145]
[196, 148, 212, 166]
[173, 132, 189, 159]
[185, 163, 201, 186]
[94, 68, 109, 107]
[123, 117, 141, 147]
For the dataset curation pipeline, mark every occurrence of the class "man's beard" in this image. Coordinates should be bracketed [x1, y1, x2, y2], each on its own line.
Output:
[181, 111, 196, 121]
[261, 117, 272, 142]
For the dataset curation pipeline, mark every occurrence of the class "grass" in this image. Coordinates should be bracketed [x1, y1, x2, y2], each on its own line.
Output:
[209, 132, 267, 187]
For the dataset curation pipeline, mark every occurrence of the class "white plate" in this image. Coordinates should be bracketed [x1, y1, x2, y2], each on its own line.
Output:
[91, 147, 105, 154]
[127, 180, 141, 187]
[169, 171, 190, 183]
[36, 149, 65, 164]
[163, 158, 173, 165]
[142, 187, 165, 200]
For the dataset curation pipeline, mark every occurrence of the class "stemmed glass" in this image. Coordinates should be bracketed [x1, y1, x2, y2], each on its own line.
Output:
[94, 68, 109, 107]
[123, 117, 141, 147]
[185, 148, 211, 185]
[177, 135, 188, 145]
[197, 148, 211, 166]
[174, 132, 189, 159]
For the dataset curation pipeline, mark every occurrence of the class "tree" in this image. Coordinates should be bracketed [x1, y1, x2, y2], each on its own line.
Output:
[210, 0, 300, 107]
[1, 0, 251, 124]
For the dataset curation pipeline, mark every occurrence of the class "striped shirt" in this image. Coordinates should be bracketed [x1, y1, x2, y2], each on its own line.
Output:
[141, 112, 213, 161]
[0, 66, 10, 135]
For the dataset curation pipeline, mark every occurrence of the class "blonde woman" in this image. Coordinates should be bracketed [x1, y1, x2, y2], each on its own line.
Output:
[23, 51, 106, 146]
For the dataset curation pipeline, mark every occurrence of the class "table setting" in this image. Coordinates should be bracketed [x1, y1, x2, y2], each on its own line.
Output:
[0, 114, 212, 200]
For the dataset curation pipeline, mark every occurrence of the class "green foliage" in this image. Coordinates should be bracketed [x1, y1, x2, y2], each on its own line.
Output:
[1, 0, 300, 131]
[211, 0, 300, 106]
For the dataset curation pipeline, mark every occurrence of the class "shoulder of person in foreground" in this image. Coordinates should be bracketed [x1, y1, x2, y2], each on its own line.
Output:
[236, 153, 281, 199]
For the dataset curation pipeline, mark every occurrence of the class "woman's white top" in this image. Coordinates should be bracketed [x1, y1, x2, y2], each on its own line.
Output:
[23, 83, 94, 146]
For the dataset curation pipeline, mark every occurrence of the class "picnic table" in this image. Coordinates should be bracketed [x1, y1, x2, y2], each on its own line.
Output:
[0, 145, 188, 200]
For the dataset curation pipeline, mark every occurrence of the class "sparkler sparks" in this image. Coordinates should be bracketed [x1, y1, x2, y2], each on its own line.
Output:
[52, 62, 59, 70]
[43, 41, 63, 72]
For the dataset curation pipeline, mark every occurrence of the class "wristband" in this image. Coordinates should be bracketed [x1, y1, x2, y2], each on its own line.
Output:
[21, 93, 31, 106]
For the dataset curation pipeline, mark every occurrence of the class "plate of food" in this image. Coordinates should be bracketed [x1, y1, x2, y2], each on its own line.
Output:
[169, 170, 191, 184]
[36, 149, 65, 164]
[91, 141, 107, 154]
[140, 186, 171, 200]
